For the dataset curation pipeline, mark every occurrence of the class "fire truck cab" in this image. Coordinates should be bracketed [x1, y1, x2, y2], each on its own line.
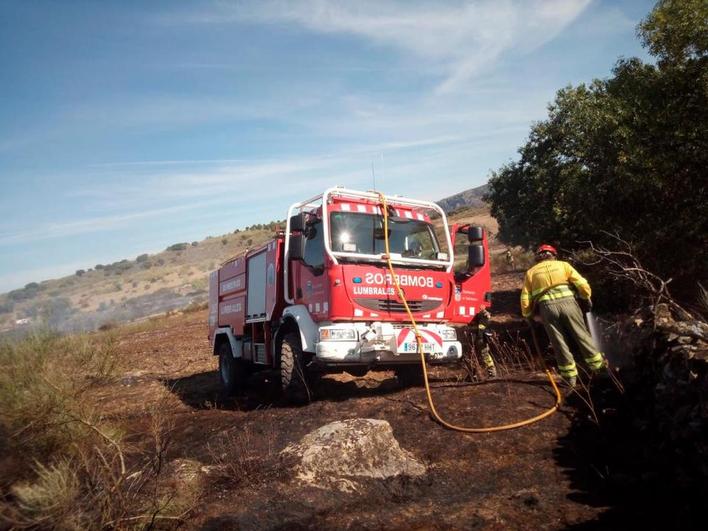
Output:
[208, 187, 490, 400]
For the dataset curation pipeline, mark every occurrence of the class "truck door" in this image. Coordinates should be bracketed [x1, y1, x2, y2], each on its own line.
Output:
[450, 225, 491, 322]
[294, 217, 329, 321]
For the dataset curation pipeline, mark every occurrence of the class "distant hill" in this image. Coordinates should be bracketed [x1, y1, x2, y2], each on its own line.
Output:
[437, 184, 489, 213]
[0, 221, 283, 334]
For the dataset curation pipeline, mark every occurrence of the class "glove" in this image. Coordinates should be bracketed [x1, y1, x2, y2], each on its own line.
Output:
[579, 298, 592, 313]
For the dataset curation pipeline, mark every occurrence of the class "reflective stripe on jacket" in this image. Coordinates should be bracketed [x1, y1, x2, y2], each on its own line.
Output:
[520, 260, 591, 317]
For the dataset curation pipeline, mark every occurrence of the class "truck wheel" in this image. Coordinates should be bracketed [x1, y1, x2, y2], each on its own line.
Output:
[395, 365, 425, 387]
[218, 342, 247, 395]
[280, 332, 311, 403]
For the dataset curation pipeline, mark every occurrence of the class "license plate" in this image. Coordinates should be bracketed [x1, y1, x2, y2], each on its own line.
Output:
[401, 342, 435, 353]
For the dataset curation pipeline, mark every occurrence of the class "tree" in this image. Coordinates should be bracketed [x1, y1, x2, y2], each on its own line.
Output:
[486, 0, 707, 295]
[639, 0, 707, 64]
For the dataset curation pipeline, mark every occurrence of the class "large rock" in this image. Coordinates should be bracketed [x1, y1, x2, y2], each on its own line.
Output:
[281, 418, 426, 492]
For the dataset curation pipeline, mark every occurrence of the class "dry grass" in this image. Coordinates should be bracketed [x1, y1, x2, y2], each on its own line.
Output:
[206, 424, 278, 487]
[0, 330, 200, 529]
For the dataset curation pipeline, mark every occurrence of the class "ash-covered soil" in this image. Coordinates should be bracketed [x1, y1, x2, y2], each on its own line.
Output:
[106, 274, 612, 530]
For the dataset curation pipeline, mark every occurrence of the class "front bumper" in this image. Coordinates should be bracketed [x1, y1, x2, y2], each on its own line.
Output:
[315, 322, 462, 366]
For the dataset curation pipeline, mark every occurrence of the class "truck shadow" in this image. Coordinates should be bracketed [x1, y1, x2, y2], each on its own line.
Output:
[163, 370, 415, 411]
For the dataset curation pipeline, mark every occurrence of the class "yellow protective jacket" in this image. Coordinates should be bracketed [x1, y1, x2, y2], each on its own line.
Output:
[520, 260, 591, 318]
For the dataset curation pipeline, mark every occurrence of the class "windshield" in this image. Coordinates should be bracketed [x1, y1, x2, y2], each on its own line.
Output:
[330, 212, 442, 260]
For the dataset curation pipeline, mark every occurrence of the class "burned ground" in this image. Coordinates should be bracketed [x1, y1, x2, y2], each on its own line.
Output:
[33, 254, 696, 530]
[93, 272, 637, 530]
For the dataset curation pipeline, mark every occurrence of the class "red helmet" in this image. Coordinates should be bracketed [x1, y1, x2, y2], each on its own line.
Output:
[536, 244, 557, 256]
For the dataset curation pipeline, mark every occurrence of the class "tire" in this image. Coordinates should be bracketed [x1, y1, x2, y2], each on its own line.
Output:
[395, 365, 425, 387]
[218, 341, 247, 395]
[280, 332, 311, 404]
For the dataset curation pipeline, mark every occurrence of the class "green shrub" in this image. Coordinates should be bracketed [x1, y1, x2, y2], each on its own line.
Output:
[0, 331, 196, 527]
[166, 243, 188, 252]
[0, 332, 120, 465]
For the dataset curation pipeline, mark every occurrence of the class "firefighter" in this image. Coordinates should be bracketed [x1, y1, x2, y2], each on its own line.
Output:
[520, 244, 606, 387]
[505, 248, 515, 271]
[469, 309, 497, 378]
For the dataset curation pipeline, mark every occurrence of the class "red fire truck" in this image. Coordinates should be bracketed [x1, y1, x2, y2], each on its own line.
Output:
[208, 187, 490, 400]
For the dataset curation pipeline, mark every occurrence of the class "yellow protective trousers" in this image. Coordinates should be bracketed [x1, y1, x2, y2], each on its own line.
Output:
[538, 297, 605, 379]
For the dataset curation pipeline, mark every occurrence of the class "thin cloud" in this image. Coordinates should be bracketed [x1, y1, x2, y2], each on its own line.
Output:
[169, 0, 592, 92]
[0, 203, 211, 246]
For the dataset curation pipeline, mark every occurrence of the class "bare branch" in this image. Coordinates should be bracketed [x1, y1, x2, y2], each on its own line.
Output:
[575, 235, 695, 321]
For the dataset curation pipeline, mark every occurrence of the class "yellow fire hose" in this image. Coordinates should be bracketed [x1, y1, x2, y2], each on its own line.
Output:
[377, 192, 562, 432]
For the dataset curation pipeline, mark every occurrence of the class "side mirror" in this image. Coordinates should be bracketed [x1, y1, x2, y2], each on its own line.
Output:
[468, 244, 485, 267]
[289, 234, 304, 261]
[468, 226, 484, 242]
[289, 213, 305, 233]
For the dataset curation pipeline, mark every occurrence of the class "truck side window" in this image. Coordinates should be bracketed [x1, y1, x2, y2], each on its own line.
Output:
[304, 219, 324, 270]
[453, 230, 469, 275]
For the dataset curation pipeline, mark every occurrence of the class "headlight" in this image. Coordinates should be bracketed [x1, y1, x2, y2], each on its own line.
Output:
[319, 328, 357, 341]
[440, 328, 457, 340]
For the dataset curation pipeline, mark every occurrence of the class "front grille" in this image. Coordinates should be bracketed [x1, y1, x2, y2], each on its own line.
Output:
[354, 298, 441, 313]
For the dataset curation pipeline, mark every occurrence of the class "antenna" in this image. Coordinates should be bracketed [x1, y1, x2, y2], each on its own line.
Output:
[371, 152, 383, 192]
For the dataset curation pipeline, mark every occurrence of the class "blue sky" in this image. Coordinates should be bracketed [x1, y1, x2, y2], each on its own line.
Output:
[0, 0, 654, 293]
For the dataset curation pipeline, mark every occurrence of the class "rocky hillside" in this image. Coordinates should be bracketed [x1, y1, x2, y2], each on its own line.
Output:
[0, 221, 283, 334]
[436, 183, 488, 213]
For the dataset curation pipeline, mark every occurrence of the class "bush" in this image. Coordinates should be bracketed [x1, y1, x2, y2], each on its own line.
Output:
[221, 238, 228, 245]
[0, 331, 196, 527]
[183, 301, 208, 313]
[166, 243, 188, 252]
[0, 332, 120, 468]
[8, 285, 39, 302]
[75, 269, 85, 277]
[136, 253, 149, 263]
[39, 297, 74, 329]
[98, 321, 118, 331]
[0, 300, 13, 314]
[191, 241, 198, 247]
